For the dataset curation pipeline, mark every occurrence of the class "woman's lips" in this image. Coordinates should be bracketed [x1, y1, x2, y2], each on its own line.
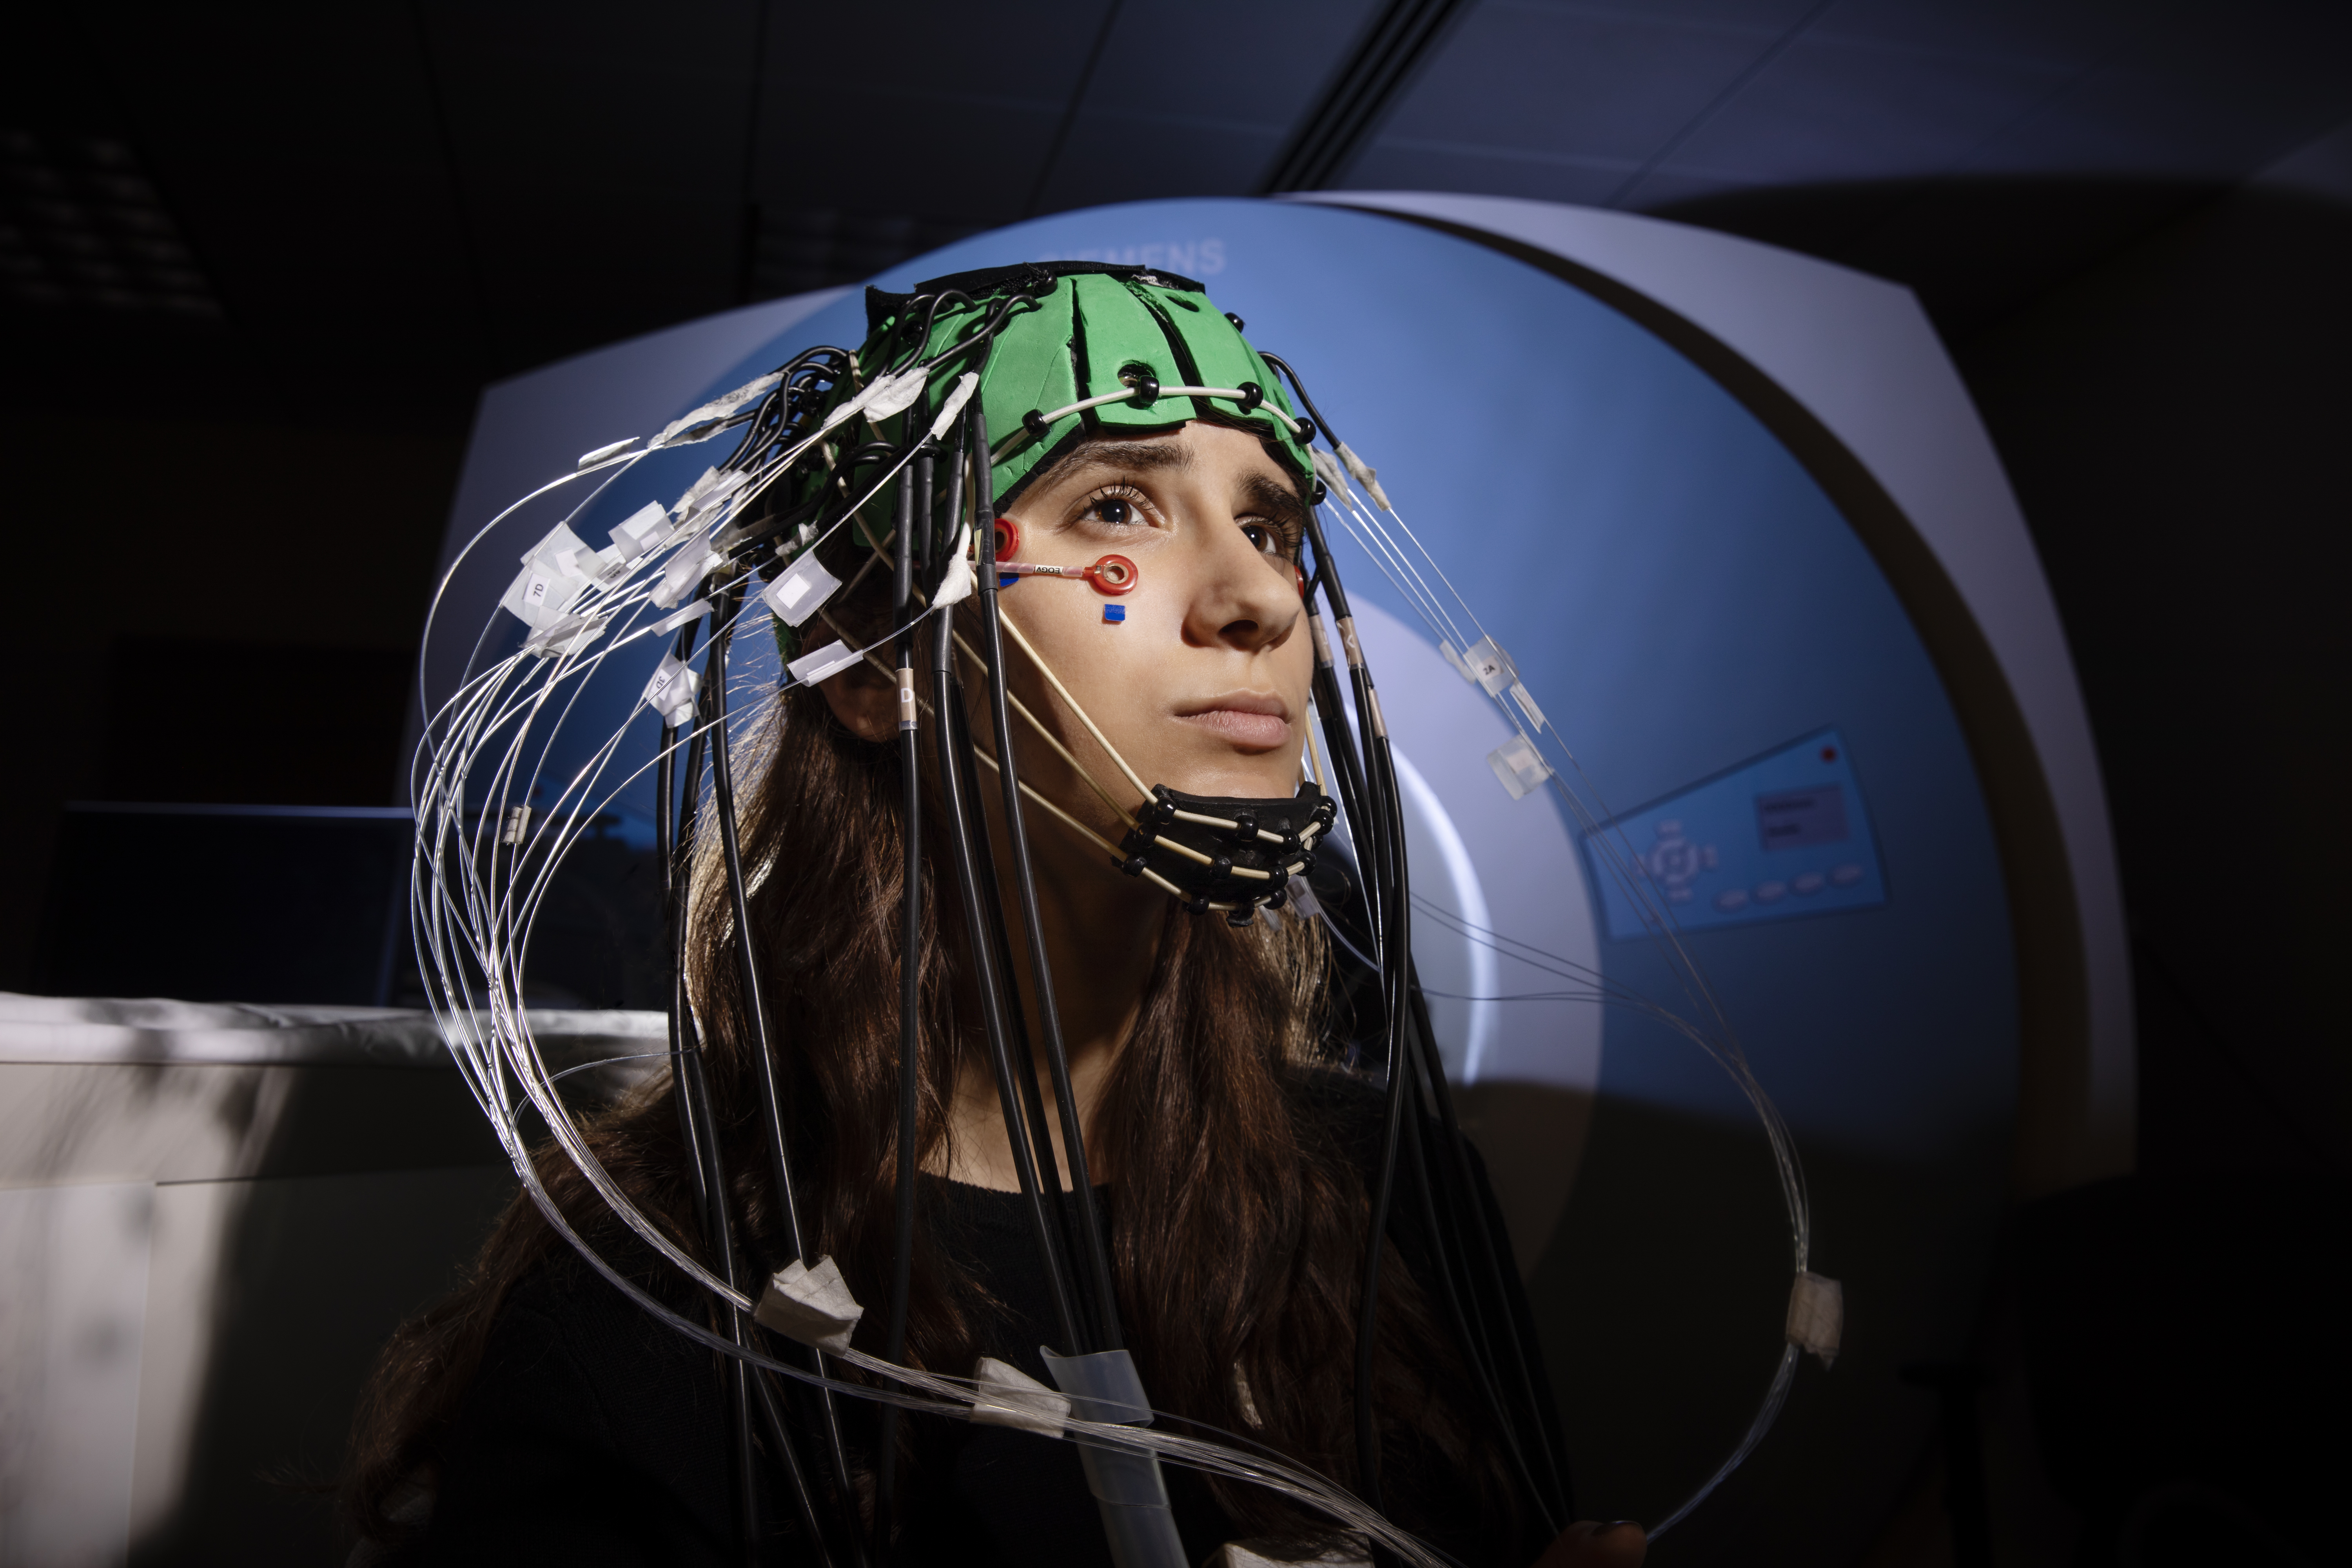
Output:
[1175, 693, 1290, 750]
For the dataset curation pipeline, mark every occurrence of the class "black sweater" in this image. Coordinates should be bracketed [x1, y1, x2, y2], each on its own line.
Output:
[384, 1093, 1564, 1567]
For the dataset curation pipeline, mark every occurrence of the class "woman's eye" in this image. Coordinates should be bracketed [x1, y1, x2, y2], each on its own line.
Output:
[1078, 488, 1147, 527]
[1240, 522, 1285, 556]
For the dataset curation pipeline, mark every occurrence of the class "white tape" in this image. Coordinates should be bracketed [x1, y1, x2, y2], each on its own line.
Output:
[1439, 640, 1477, 683]
[1487, 733, 1552, 800]
[1786, 1271, 1843, 1367]
[970, 1357, 1071, 1437]
[653, 371, 781, 449]
[933, 523, 975, 608]
[774, 519, 819, 564]
[1336, 442, 1392, 512]
[818, 379, 875, 434]
[1509, 680, 1547, 733]
[787, 639, 862, 688]
[926, 371, 980, 442]
[1309, 447, 1354, 507]
[751, 1255, 864, 1354]
[862, 365, 927, 420]
[762, 551, 842, 627]
[672, 466, 748, 524]
[642, 651, 700, 727]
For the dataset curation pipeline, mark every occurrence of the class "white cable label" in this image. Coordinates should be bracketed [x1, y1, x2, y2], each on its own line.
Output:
[1463, 635, 1519, 699]
[786, 640, 861, 687]
[651, 536, 718, 609]
[608, 499, 670, 559]
[653, 597, 712, 635]
[642, 652, 699, 726]
[1487, 733, 1552, 800]
[499, 522, 593, 628]
[762, 551, 842, 627]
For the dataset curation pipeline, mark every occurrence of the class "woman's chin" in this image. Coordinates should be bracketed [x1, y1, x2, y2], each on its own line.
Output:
[1155, 758, 1304, 802]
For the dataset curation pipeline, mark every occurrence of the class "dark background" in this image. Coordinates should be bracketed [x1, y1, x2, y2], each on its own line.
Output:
[5, 2, 2347, 1561]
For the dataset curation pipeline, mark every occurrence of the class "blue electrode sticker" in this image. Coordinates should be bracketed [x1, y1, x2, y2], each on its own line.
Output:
[1583, 728, 1888, 940]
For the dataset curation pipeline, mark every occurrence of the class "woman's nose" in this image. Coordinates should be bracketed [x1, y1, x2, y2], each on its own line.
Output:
[1182, 523, 1301, 654]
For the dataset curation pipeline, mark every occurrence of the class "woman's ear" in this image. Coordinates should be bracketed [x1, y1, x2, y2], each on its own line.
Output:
[818, 655, 897, 743]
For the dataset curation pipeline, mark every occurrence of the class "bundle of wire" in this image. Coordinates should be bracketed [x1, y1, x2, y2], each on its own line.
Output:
[410, 259, 1831, 1568]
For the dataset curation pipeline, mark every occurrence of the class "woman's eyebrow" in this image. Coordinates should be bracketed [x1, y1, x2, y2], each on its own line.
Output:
[1238, 473, 1307, 523]
[1051, 437, 1192, 476]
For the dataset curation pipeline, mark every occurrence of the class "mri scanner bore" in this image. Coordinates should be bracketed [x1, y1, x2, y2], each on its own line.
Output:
[407, 195, 2044, 1561]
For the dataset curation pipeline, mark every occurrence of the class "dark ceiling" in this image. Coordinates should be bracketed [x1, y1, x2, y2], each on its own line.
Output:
[7, 0, 2350, 428]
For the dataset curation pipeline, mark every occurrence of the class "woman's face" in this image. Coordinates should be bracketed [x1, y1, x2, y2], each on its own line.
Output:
[991, 419, 1314, 812]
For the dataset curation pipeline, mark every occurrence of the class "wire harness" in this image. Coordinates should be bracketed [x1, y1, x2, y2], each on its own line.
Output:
[408, 260, 1828, 1566]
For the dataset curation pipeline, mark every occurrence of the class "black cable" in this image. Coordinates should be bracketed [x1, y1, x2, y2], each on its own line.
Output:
[721, 384, 787, 473]
[1273, 345, 1572, 1527]
[670, 671, 830, 1564]
[1396, 1003, 1564, 1535]
[1405, 977, 1573, 1523]
[1271, 351, 1419, 1523]
[916, 289, 1036, 376]
[972, 400, 1126, 1353]
[1352, 708, 1412, 1516]
[914, 421, 1091, 1350]
[883, 289, 975, 378]
[750, 1362, 827, 1564]
[657, 620, 710, 1209]
[705, 603, 799, 1229]
[949, 679, 1093, 1345]
[1295, 507, 1406, 1510]
[929, 600, 1085, 1355]
[705, 596, 864, 1563]
[878, 457, 925, 1522]
[1255, 353, 1336, 451]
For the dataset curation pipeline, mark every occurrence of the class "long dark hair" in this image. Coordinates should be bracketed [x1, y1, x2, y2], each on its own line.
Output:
[346, 620, 1520, 1552]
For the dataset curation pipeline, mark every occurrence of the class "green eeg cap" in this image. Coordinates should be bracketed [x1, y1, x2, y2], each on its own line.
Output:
[851, 260, 1311, 507]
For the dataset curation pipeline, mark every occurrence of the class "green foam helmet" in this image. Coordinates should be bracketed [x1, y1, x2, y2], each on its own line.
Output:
[853, 261, 1311, 506]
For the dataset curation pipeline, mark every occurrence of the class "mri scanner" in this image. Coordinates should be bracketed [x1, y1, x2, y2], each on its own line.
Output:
[1, 194, 2127, 1565]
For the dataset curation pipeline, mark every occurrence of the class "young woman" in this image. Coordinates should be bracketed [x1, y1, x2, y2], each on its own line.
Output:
[352, 263, 1647, 1568]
